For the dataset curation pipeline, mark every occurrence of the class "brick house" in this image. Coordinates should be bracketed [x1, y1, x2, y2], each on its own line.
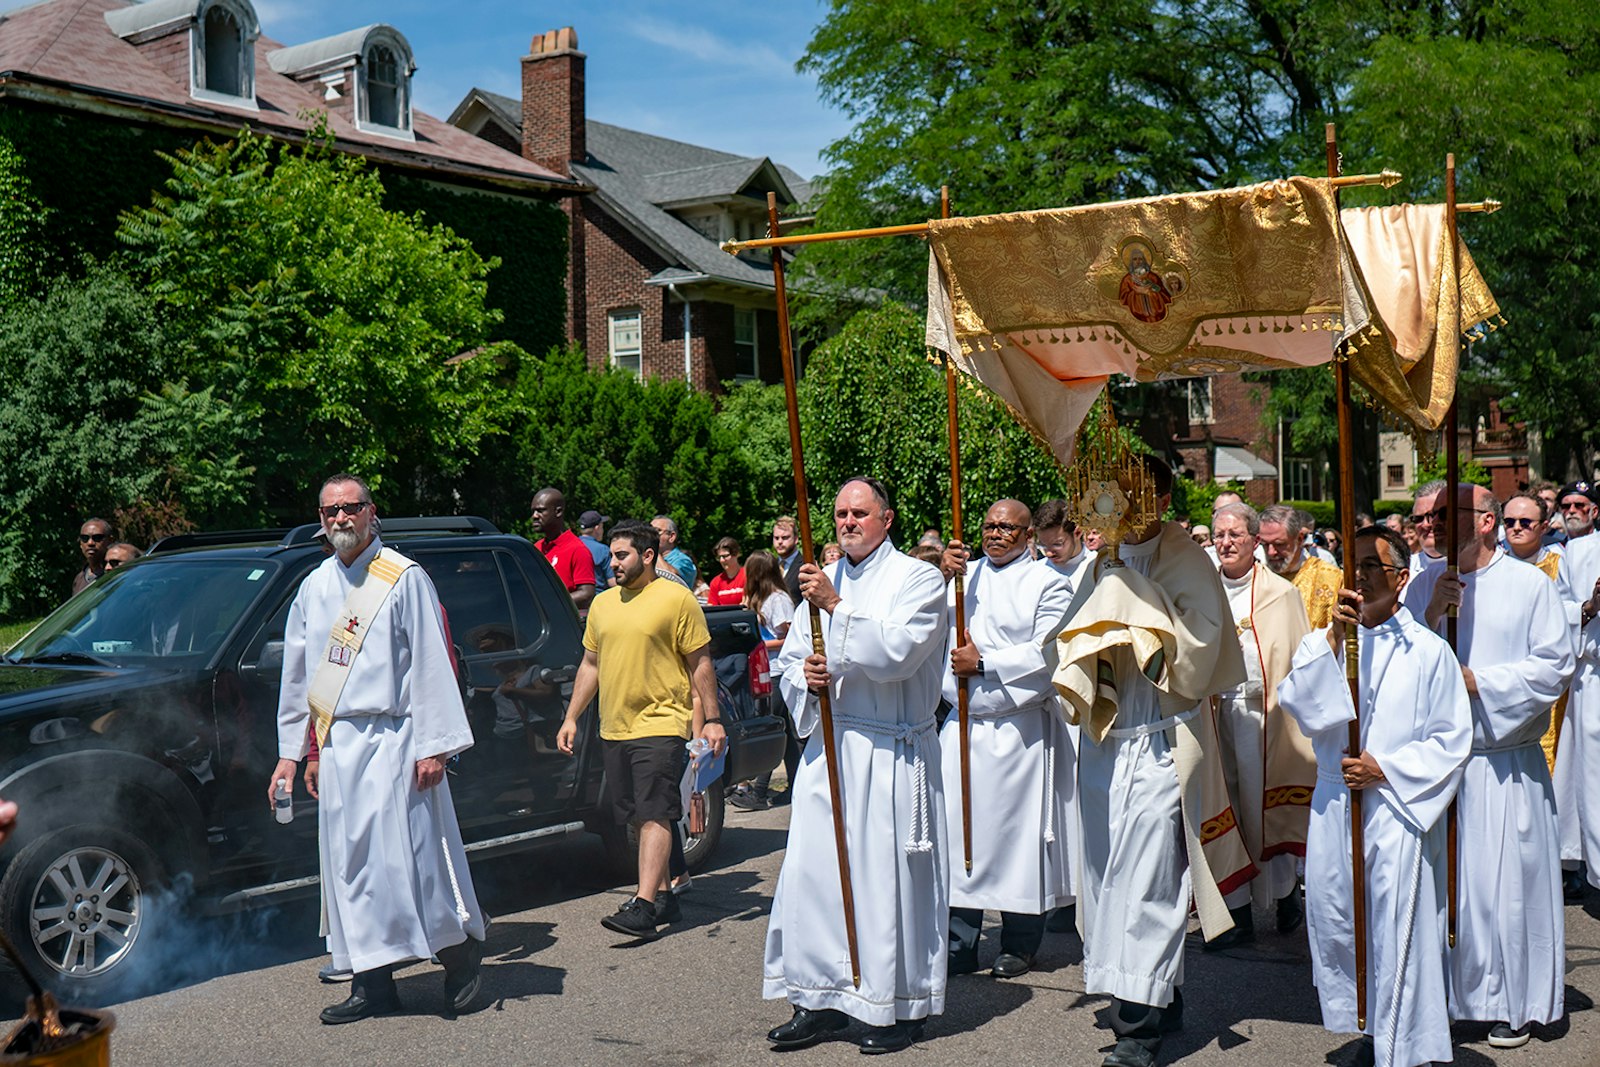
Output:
[448, 27, 810, 392]
[1170, 373, 1283, 505]
[0, 0, 580, 353]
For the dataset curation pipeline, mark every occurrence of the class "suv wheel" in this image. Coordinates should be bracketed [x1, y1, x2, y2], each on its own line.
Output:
[0, 824, 168, 1005]
[598, 779, 726, 879]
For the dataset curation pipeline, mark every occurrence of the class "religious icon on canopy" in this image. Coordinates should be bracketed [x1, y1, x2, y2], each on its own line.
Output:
[1116, 237, 1186, 324]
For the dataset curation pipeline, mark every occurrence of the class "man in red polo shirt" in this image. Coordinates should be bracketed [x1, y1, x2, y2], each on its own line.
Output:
[532, 487, 597, 611]
[707, 537, 746, 606]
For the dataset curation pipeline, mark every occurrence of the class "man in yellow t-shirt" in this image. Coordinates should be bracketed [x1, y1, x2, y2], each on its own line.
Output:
[558, 520, 725, 941]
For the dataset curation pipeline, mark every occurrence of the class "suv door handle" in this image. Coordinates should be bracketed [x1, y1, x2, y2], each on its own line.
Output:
[540, 666, 576, 684]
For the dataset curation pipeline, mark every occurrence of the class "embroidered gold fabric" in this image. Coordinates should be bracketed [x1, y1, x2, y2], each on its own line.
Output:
[924, 179, 1502, 460]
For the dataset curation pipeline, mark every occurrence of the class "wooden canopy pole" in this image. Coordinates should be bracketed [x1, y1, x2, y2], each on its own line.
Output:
[1327, 123, 1370, 1032]
[765, 191, 861, 988]
[1443, 154, 1461, 950]
[938, 186, 974, 874]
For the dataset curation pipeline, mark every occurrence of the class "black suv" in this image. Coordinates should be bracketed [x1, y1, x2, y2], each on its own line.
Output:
[0, 518, 785, 1002]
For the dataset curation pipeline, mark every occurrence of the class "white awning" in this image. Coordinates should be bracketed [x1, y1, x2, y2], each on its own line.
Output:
[1215, 445, 1277, 481]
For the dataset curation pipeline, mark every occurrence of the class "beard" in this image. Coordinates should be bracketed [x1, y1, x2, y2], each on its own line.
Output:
[1264, 553, 1291, 575]
[328, 527, 363, 552]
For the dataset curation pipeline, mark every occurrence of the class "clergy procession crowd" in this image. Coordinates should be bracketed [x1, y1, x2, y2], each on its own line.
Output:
[252, 463, 1600, 1067]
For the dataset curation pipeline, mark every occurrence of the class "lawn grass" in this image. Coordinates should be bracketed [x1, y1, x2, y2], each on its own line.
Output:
[0, 619, 40, 652]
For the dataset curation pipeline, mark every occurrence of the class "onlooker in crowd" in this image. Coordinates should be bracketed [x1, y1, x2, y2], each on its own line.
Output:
[918, 527, 945, 551]
[104, 542, 142, 570]
[1319, 527, 1341, 563]
[578, 511, 616, 590]
[772, 515, 803, 605]
[1558, 480, 1599, 542]
[707, 537, 747, 606]
[1296, 508, 1335, 562]
[909, 542, 946, 567]
[651, 515, 697, 589]
[532, 488, 597, 611]
[821, 542, 844, 564]
[1190, 524, 1211, 548]
[1384, 513, 1405, 533]
[1534, 481, 1566, 546]
[1354, 512, 1375, 530]
[731, 550, 798, 811]
[1401, 516, 1422, 557]
[1258, 504, 1342, 627]
[72, 518, 113, 595]
[558, 520, 725, 940]
[270, 473, 486, 1024]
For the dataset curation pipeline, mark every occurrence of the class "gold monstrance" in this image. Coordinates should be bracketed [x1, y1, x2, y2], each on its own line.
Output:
[1064, 395, 1162, 568]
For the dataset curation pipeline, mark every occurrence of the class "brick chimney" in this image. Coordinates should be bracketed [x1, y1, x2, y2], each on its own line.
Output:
[521, 26, 585, 177]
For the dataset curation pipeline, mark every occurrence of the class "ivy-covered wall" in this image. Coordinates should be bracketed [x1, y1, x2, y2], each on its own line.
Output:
[0, 103, 569, 353]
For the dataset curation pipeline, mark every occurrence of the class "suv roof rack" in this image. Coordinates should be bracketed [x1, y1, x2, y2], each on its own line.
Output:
[280, 516, 502, 545]
[148, 528, 292, 553]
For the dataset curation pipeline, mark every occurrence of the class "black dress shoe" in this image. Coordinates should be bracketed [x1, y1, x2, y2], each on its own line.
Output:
[1350, 1035, 1376, 1067]
[947, 946, 980, 975]
[1276, 887, 1305, 934]
[991, 952, 1034, 978]
[1203, 905, 1255, 952]
[1100, 1037, 1157, 1067]
[859, 1018, 924, 1054]
[767, 1007, 849, 1049]
[320, 970, 400, 1025]
[439, 936, 485, 1012]
[1564, 868, 1587, 903]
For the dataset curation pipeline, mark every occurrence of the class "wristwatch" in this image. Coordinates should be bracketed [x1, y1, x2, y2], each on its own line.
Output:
[974, 657, 986, 676]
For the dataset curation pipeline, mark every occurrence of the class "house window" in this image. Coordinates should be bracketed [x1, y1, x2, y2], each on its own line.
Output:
[1386, 464, 1405, 488]
[734, 308, 759, 378]
[361, 44, 409, 132]
[609, 310, 642, 378]
[1283, 458, 1314, 500]
[192, 0, 256, 106]
[1187, 378, 1214, 425]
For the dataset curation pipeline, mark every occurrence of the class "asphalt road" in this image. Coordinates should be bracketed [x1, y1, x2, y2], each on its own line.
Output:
[40, 804, 1600, 1066]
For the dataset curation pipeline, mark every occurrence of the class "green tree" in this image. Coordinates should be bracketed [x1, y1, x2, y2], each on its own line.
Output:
[116, 130, 511, 521]
[797, 303, 1068, 540]
[0, 132, 48, 306]
[0, 266, 252, 615]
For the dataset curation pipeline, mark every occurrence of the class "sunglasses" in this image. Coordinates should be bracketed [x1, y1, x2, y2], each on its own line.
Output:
[318, 502, 368, 519]
[78, 533, 108, 542]
[1504, 517, 1541, 530]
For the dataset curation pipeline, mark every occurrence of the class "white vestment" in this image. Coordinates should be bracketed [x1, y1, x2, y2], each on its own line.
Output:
[1405, 550, 1572, 1026]
[1557, 535, 1600, 878]
[1076, 536, 1191, 1008]
[765, 540, 950, 1026]
[1278, 608, 1470, 1067]
[1217, 567, 1297, 907]
[277, 537, 484, 973]
[940, 553, 1076, 913]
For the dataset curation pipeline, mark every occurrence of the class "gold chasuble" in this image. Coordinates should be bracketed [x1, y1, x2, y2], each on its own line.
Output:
[1290, 556, 1343, 630]
[1238, 562, 1316, 859]
[1051, 524, 1253, 939]
[1531, 550, 1571, 773]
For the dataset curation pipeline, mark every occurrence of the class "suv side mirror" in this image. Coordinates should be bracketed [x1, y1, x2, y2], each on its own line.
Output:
[241, 639, 285, 684]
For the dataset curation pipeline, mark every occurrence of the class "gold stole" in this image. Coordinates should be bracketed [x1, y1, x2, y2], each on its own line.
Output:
[1532, 550, 1569, 773]
[307, 548, 417, 747]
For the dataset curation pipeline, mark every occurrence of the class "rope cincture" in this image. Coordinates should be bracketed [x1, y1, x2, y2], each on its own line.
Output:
[832, 713, 938, 854]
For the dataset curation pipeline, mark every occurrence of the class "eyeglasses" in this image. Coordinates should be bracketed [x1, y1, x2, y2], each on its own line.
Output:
[1354, 559, 1403, 577]
[1561, 500, 1593, 512]
[78, 533, 108, 542]
[1504, 517, 1541, 530]
[318, 502, 368, 519]
[1212, 530, 1253, 542]
[1413, 507, 1491, 524]
[981, 522, 1026, 535]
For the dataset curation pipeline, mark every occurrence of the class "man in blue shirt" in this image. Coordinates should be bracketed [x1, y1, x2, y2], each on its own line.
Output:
[579, 510, 615, 589]
[652, 515, 697, 590]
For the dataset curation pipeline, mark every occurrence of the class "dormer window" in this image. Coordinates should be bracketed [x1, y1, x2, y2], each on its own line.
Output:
[357, 34, 414, 138]
[192, 0, 257, 107]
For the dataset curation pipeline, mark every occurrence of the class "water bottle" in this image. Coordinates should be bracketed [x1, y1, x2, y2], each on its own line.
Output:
[274, 778, 293, 824]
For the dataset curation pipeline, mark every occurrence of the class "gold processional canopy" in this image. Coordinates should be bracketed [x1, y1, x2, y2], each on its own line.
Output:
[924, 176, 1501, 463]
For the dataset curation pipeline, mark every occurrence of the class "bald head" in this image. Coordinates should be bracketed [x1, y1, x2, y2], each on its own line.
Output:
[531, 487, 567, 536]
[980, 498, 1033, 565]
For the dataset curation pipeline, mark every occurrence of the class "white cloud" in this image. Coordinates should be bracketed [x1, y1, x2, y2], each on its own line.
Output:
[622, 17, 794, 73]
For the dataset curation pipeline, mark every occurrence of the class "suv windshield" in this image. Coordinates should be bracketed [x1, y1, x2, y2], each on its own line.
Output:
[8, 557, 282, 668]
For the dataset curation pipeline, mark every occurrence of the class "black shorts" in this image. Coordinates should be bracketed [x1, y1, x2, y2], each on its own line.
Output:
[602, 735, 686, 826]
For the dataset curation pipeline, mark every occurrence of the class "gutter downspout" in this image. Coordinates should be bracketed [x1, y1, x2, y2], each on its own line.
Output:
[666, 283, 692, 387]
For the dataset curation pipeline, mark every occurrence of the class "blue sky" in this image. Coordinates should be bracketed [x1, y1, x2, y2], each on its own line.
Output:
[0, 0, 852, 178]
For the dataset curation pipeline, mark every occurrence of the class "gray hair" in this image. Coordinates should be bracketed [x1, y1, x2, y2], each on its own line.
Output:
[1414, 479, 1446, 505]
[1259, 504, 1305, 538]
[651, 515, 679, 535]
[1213, 501, 1260, 536]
